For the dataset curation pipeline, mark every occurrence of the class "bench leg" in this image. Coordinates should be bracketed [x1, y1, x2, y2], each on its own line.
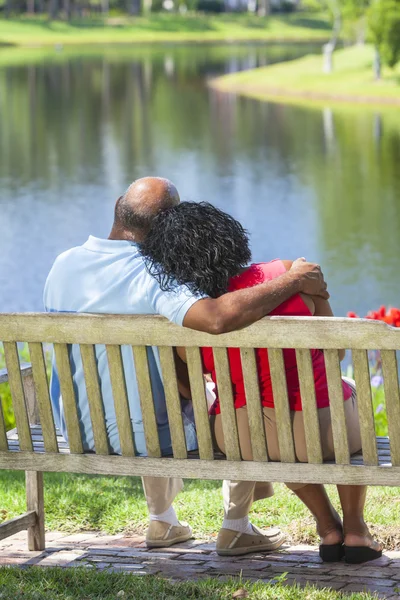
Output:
[26, 471, 45, 551]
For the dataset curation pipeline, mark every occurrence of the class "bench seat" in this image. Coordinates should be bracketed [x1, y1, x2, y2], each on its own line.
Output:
[6, 425, 393, 468]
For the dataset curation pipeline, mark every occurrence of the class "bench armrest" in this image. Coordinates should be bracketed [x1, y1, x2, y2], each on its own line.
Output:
[0, 363, 33, 385]
[0, 363, 39, 424]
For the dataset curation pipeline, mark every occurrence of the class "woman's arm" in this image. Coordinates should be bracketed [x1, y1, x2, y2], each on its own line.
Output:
[174, 348, 191, 399]
[281, 260, 346, 361]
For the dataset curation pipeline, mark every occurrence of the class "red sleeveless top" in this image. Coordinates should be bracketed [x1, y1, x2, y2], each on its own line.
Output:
[202, 260, 352, 413]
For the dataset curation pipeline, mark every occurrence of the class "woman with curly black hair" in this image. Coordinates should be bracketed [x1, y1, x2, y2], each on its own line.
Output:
[140, 201, 381, 564]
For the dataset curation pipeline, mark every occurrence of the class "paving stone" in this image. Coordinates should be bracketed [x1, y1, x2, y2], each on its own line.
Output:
[208, 560, 271, 571]
[57, 533, 98, 544]
[144, 551, 181, 559]
[336, 576, 395, 587]
[341, 583, 395, 596]
[106, 566, 148, 574]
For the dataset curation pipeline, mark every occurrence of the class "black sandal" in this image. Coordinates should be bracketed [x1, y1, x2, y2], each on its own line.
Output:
[319, 543, 345, 562]
[344, 545, 382, 564]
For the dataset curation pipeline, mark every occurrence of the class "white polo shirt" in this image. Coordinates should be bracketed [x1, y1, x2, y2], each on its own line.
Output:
[44, 235, 203, 456]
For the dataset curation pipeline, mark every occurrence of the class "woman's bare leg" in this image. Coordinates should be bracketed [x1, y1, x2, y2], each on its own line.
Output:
[337, 485, 381, 550]
[293, 484, 343, 545]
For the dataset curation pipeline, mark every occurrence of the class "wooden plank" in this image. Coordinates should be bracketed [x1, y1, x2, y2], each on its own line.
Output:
[0, 363, 32, 384]
[268, 348, 295, 463]
[186, 347, 213, 460]
[0, 398, 8, 452]
[240, 348, 268, 462]
[324, 350, 350, 465]
[26, 471, 45, 551]
[80, 344, 109, 455]
[213, 348, 241, 461]
[3, 343, 33, 452]
[1, 450, 400, 486]
[0, 511, 37, 541]
[28, 343, 58, 453]
[132, 346, 161, 459]
[106, 345, 135, 457]
[2, 313, 400, 351]
[296, 349, 323, 464]
[381, 350, 400, 467]
[352, 349, 378, 466]
[53, 344, 84, 455]
[158, 347, 187, 459]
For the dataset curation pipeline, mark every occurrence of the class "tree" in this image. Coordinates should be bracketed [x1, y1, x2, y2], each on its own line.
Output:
[368, 0, 400, 79]
[323, 0, 342, 73]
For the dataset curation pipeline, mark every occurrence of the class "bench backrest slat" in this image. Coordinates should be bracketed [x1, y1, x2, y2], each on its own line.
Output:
[158, 346, 187, 459]
[186, 347, 214, 460]
[268, 348, 296, 463]
[381, 350, 400, 466]
[80, 344, 109, 456]
[324, 349, 350, 465]
[28, 342, 58, 453]
[295, 349, 323, 464]
[106, 345, 135, 457]
[213, 347, 241, 461]
[132, 346, 161, 459]
[352, 349, 379, 466]
[240, 348, 268, 462]
[53, 343, 84, 454]
[4, 342, 33, 452]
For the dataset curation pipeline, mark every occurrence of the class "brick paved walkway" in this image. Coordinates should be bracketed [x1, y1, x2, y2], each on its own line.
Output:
[1, 531, 399, 598]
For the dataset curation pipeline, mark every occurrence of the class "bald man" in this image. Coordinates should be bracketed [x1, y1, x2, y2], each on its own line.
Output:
[44, 177, 328, 555]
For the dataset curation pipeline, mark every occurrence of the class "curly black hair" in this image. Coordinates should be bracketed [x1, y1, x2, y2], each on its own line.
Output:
[140, 201, 252, 298]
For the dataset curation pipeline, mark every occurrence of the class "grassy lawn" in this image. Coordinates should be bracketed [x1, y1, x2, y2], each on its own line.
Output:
[211, 44, 400, 107]
[0, 13, 331, 47]
[0, 567, 380, 599]
[1, 471, 399, 549]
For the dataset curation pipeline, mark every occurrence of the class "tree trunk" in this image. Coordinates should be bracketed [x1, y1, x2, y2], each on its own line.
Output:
[128, 0, 141, 14]
[49, 0, 59, 19]
[101, 0, 109, 17]
[63, 0, 72, 19]
[374, 47, 381, 81]
[4, 0, 12, 17]
[322, 0, 341, 73]
[27, 0, 35, 14]
[257, 0, 270, 17]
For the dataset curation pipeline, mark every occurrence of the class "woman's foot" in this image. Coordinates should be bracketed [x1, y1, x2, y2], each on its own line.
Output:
[343, 518, 382, 551]
[317, 510, 343, 546]
[343, 520, 382, 563]
[317, 515, 344, 562]
[344, 532, 382, 552]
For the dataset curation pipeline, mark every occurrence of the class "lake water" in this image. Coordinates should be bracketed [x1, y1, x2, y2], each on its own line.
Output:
[1, 43, 400, 317]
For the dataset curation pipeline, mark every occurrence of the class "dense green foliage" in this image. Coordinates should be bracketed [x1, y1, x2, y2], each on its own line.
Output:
[368, 0, 400, 71]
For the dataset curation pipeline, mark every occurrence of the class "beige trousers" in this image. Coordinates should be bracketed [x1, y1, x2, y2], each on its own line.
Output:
[214, 379, 361, 518]
[141, 476, 264, 519]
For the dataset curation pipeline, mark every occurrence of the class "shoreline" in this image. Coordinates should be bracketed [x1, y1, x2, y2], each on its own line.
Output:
[0, 13, 331, 48]
[210, 45, 400, 108]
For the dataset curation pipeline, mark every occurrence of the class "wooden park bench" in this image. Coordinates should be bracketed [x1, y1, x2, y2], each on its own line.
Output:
[0, 313, 399, 552]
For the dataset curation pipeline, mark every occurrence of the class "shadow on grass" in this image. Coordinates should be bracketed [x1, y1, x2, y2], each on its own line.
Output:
[0, 470, 222, 533]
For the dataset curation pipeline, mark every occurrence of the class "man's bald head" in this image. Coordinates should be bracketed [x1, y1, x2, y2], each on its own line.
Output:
[110, 177, 180, 242]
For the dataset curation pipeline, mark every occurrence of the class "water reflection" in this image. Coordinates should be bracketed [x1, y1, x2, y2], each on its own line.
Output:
[0, 44, 400, 317]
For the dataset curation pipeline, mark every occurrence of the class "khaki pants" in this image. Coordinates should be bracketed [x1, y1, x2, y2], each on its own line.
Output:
[140, 476, 269, 520]
[214, 379, 361, 518]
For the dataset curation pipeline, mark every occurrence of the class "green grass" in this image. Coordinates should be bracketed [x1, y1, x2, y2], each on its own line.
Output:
[212, 44, 400, 107]
[0, 567, 381, 600]
[0, 13, 331, 47]
[1, 471, 400, 549]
